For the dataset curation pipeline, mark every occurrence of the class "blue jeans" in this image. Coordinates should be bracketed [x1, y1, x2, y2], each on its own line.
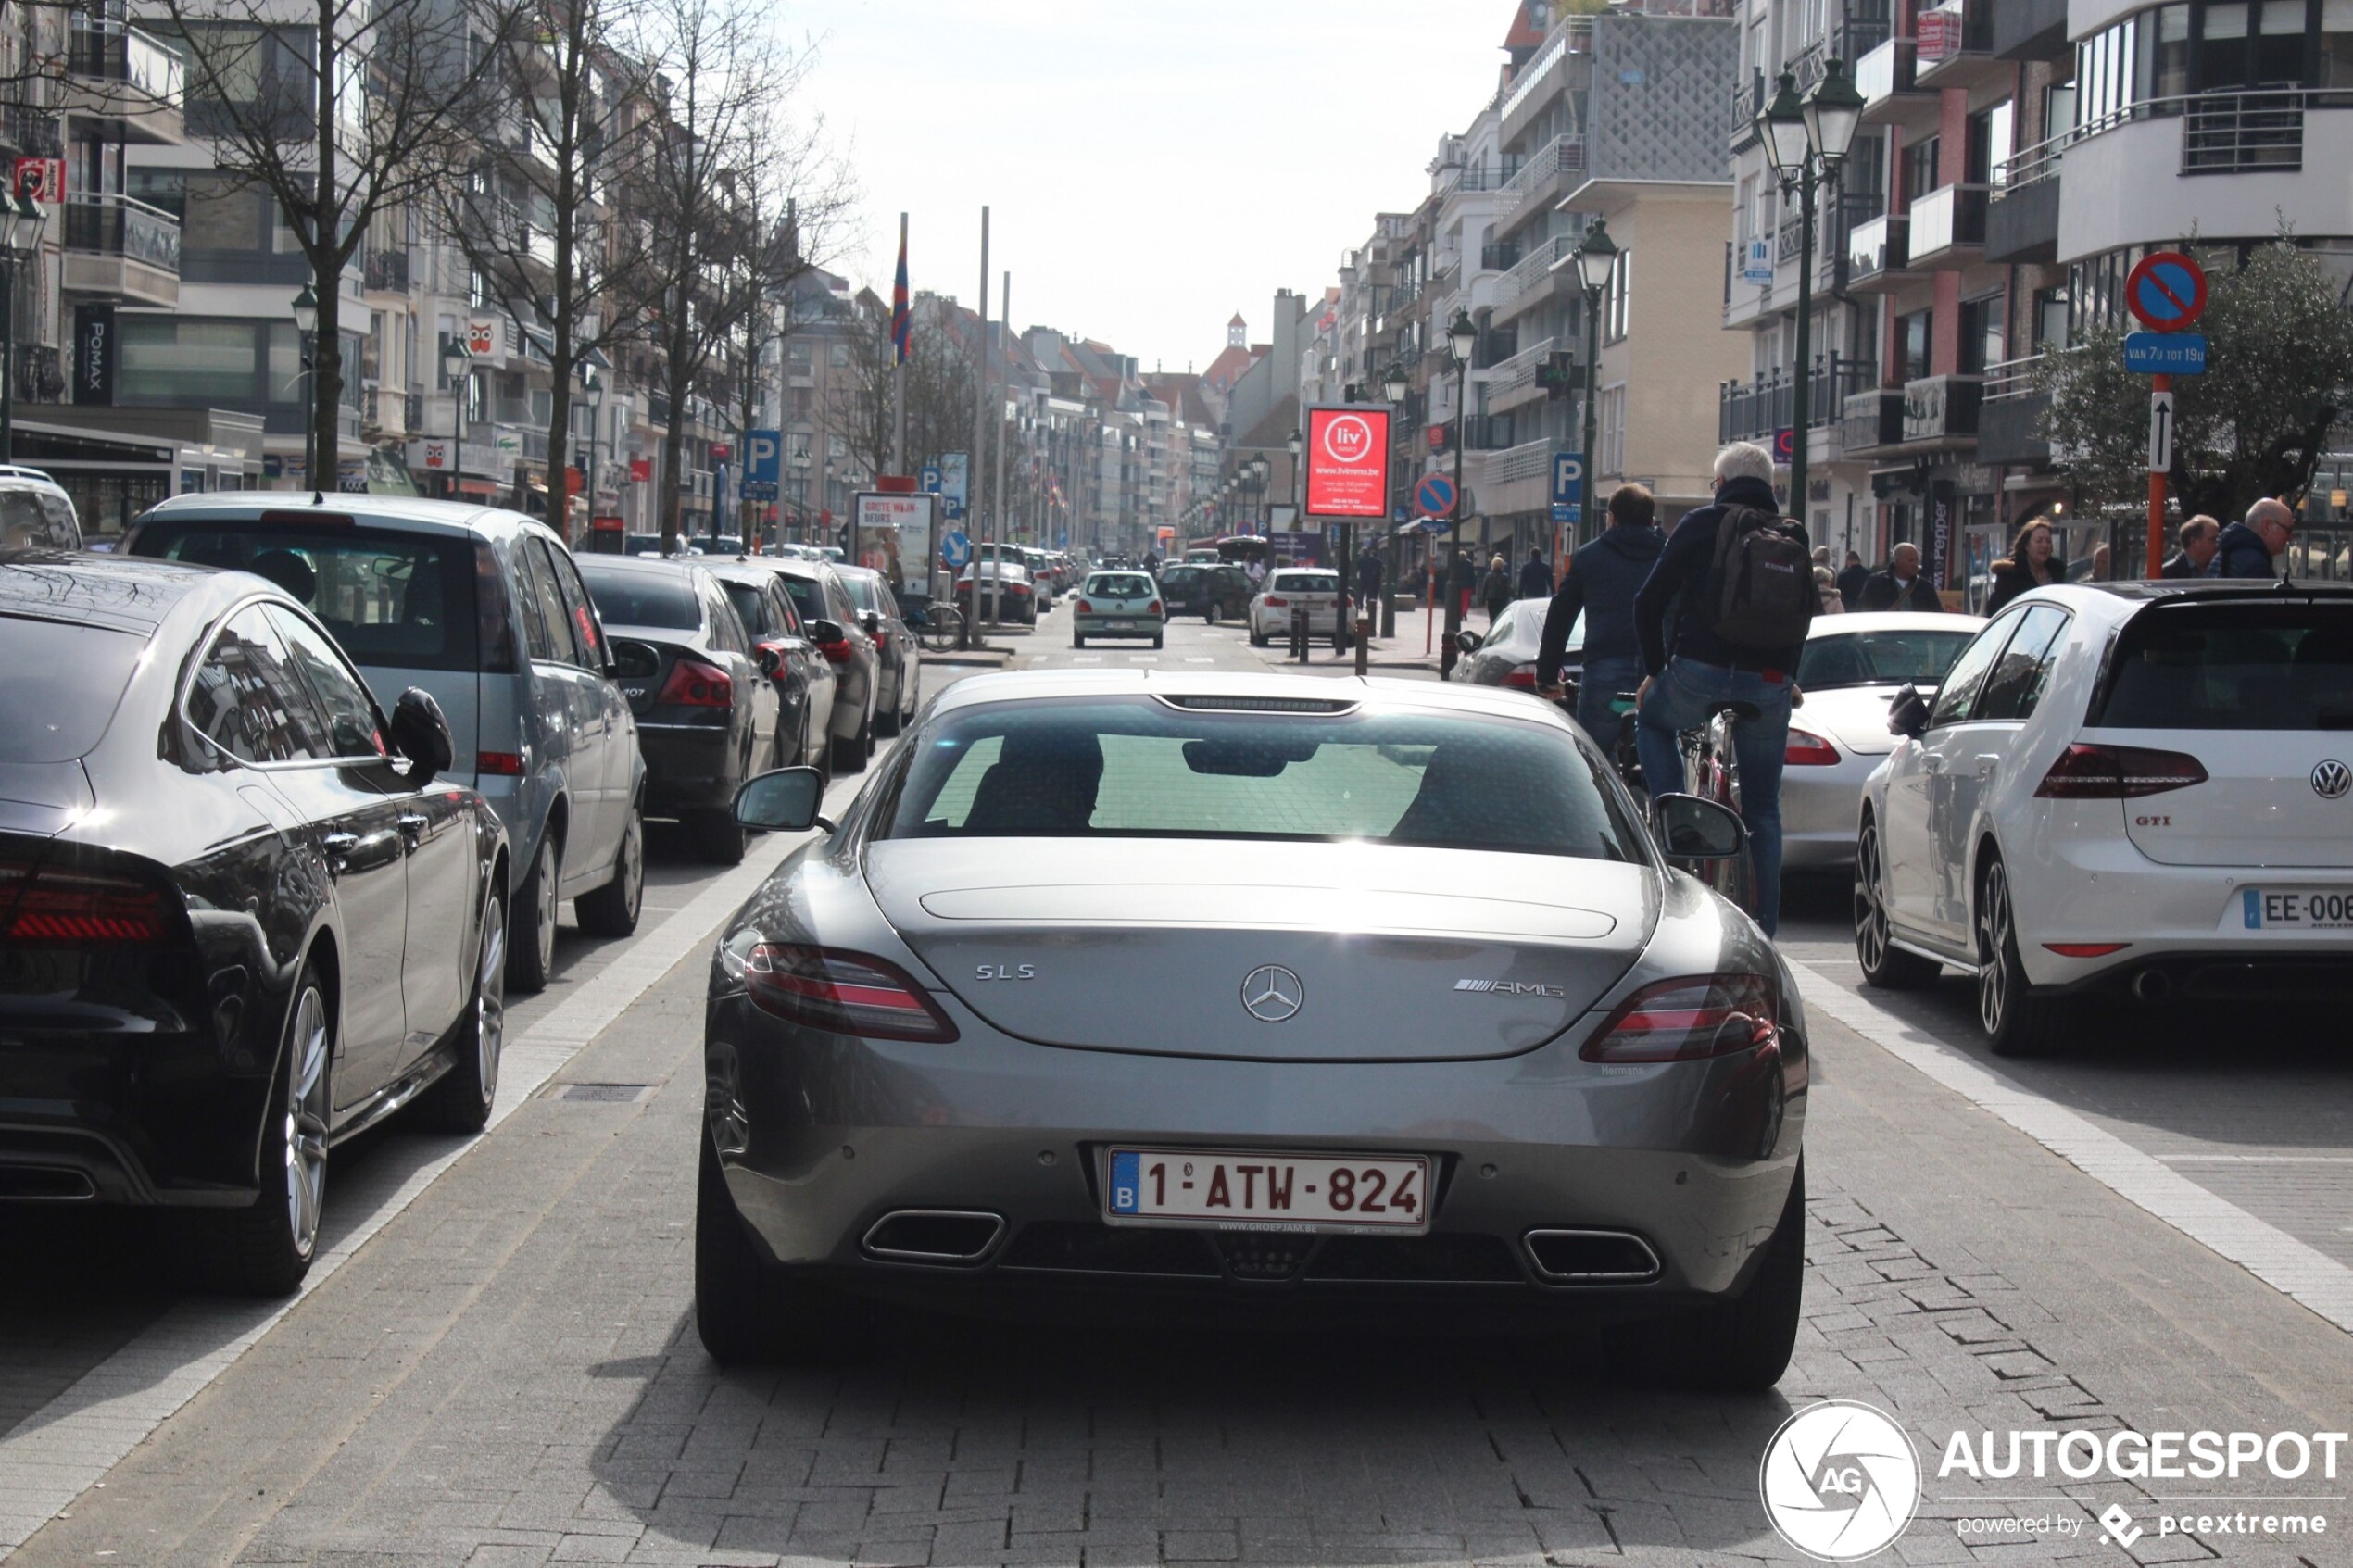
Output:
[1575, 655, 1642, 754]
[1636, 659, 1793, 935]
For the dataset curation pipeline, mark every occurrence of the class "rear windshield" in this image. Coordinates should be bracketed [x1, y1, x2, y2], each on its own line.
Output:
[780, 575, 824, 623]
[1087, 574, 1153, 598]
[1798, 628, 1979, 690]
[2095, 602, 2353, 730]
[720, 581, 768, 638]
[837, 574, 885, 613]
[1159, 567, 1203, 587]
[885, 698, 1638, 859]
[132, 522, 477, 671]
[577, 561, 700, 630]
[1273, 572, 1335, 592]
[0, 615, 145, 761]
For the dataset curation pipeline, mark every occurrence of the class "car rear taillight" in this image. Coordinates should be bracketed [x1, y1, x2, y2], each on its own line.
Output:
[2045, 943, 2132, 958]
[1785, 728, 1841, 765]
[1008, 583, 1031, 596]
[2034, 743, 2208, 798]
[657, 658, 735, 708]
[476, 750, 527, 776]
[1147, 601, 1163, 617]
[1265, 596, 1289, 608]
[1579, 974, 1779, 1063]
[744, 943, 960, 1041]
[1500, 664, 1540, 690]
[1075, 598, 1093, 613]
[0, 862, 168, 943]
[813, 625, 852, 665]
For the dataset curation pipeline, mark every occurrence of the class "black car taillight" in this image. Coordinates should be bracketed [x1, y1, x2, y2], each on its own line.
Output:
[744, 943, 959, 1041]
[2034, 743, 2208, 798]
[1580, 974, 1779, 1063]
[0, 860, 169, 943]
[657, 658, 735, 709]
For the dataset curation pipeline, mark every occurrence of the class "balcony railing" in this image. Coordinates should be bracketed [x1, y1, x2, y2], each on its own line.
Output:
[1492, 232, 1575, 310]
[1496, 133, 1588, 219]
[1900, 373, 1983, 444]
[7, 107, 61, 157]
[1907, 183, 1988, 260]
[1849, 213, 1910, 280]
[1718, 356, 1880, 444]
[67, 22, 184, 106]
[364, 247, 409, 293]
[1478, 436, 1557, 489]
[63, 192, 181, 271]
[1981, 353, 2045, 402]
[14, 345, 62, 406]
[1914, 0, 1993, 80]
[2183, 90, 2308, 172]
[1483, 334, 1560, 403]
[1856, 36, 1919, 114]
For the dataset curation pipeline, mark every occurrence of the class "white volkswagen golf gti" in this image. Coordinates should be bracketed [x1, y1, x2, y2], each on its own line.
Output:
[1853, 581, 2353, 1055]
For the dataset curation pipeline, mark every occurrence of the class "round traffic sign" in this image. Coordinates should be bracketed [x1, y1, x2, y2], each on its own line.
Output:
[940, 530, 971, 568]
[1415, 472, 1457, 518]
[2126, 251, 2208, 332]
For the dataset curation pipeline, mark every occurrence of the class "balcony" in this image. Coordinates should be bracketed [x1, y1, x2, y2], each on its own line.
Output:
[1483, 334, 1560, 413]
[62, 23, 183, 144]
[364, 247, 409, 295]
[1900, 373, 1982, 447]
[1856, 37, 1931, 129]
[2183, 91, 2307, 173]
[1992, 0, 2068, 61]
[1730, 68, 1765, 152]
[1496, 133, 1588, 222]
[14, 345, 63, 407]
[1841, 389, 1906, 456]
[6, 107, 61, 157]
[1984, 160, 2059, 263]
[1912, 1, 2001, 90]
[1718, 357, 1880, 445]
[1847, 214, 1918, 292]
[1489, 232, 1577, 322]
[1906, 184, 1988, 268]
[1977, 356, 2050, 467]
[61, 193, 181, 307]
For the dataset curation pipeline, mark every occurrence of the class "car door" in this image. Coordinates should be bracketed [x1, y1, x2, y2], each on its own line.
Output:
[772, 580, 832, 767]
[268, 603, 475, 1072]
[702, 576, 772, 775]
[545, 542, 636, 830]
[185, 604, 411, 1107]
[1882, 610, 2020, 942]
[516, 534, 610, 883]
[1927, 604, 2072, 941]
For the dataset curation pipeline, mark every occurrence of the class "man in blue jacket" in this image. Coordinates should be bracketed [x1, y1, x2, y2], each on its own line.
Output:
[2207, 498, 2293, 579]
[1537, 483, 1663, 749]
[1631, 442, 1812, 935]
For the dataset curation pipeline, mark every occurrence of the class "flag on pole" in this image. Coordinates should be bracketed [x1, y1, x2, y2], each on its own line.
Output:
[890, 230, 912, 365]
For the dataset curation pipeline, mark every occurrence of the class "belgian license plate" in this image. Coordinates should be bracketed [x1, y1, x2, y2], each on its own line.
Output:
[2240, 888, 2353, 929]
[1105, 619, 1133, 630]
[1105, 1148, 1430, 1233]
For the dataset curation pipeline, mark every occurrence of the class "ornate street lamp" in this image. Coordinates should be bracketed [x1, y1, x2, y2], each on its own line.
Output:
[1379, 359, 1412, 636]
[440, 338, 471, 499]
[1440, 308, 1477, 676]
[1753, 61, 1862, 521]
[291, 283, 320, 489]
[1569, 218, 1618, 550]
[0, 194, 44, 464]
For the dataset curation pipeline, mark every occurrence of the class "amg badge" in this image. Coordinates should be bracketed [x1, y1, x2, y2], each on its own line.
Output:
[1454, 979, 1567, 997]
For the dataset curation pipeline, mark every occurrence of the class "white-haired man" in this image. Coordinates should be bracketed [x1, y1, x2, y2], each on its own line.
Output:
[1629, 441, 1813, 935]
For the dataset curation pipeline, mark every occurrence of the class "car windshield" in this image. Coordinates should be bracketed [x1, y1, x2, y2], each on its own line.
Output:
[779, 575, 825, 623]
[885, 697, 1638, 859]
[133, 521, 478, 671]
[1160, 567, 1202, 588]
[1088, 574, 1153, 598]
[837, 574, 885, 613]
[1797, 629, 1980, 690]
[2094, 602, 2353, 729]
[577, 562, 700, 630]
[1273, 572, 1334, 592]
[0, 615, 147, 762]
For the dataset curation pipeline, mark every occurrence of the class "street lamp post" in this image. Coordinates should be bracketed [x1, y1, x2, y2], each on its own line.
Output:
[1439, 309, 1477, 678]
[1380, 360, 1410, 637]
[292, 282, 319, 492]
[0, 194, 44, 466]
[1756, 60, 1864, 523]
[1570, 220, 1617, 552]
[441, 337, 470, 503]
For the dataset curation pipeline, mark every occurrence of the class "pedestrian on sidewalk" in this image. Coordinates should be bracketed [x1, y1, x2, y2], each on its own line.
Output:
[1632, 442, 1814, 936]
[2162, 515, 2221, 579]
[1857, 543, 1944, 612]
[1516, 547, 1552, 600]
[1357, 546, 1383, 618]
[1836, 549, 1869, 609]
[1450, 547, 1477, 618]
[1480, 555, 1513, 624]
[2208, 498, 2294, 579]
[1985, 516, 2066, 614]
[1538, 482, 1664, 750]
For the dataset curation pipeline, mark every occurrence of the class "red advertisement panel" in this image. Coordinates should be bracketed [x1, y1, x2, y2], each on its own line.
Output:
[1304, 405, 1391, 520]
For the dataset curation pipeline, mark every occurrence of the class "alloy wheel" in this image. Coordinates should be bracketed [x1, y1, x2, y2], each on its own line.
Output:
[617, 811, 644, 924]
[284, 985, 330, 1260]
[1855, 824, 1890, 974]
[475, 894, 507, 1107]
[534, 844, 559, 973]
[1977, 862, 2011, 1035]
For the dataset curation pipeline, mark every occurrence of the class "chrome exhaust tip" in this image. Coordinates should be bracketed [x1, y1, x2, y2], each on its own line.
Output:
[861, 1210, 1006, 1264]
[1523, 1228, 1662, 1283]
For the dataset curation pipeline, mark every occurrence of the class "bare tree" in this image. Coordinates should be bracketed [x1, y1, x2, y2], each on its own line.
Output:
[145, 0, 515, 483]
[831, 291, 979, 482]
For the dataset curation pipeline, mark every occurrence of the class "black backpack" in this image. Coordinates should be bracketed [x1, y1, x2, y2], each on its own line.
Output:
[1707, 505, 1814, 648]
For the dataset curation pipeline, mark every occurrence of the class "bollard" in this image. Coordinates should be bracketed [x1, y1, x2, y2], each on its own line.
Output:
[1290, 607, 1308, 663]
[1353, 613, 1370, 676]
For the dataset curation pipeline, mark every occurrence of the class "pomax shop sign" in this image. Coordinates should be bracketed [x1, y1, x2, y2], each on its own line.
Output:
[1303, 405, 1391, 520]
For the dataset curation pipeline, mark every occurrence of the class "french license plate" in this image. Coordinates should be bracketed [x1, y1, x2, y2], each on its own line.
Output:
[1105, 1148, 1430, 1233]
[2240, 888, 2353, 929]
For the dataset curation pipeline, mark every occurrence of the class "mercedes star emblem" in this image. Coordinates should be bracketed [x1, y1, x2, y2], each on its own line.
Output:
[1239, 964, 1304, 1022]
[2315, 759, 2351, 800]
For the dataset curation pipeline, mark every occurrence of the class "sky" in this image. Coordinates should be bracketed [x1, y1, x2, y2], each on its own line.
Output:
[788, 1, 1514, 375]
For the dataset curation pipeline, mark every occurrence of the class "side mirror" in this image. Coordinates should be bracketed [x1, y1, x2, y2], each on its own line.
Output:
[1650, 793, 1747, 860]
[1887, 683, 1931, 740]
[807, 617, 842, 645]
[389, 687, 455, 789]
[859, 609, 882, 637]
[1454, 630, 1479, 655]
[735, 766, 830, 834]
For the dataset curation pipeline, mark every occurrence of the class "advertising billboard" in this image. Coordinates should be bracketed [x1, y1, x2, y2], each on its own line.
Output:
[1303, 405, 1391, 520]
[852, 491, 938, 583]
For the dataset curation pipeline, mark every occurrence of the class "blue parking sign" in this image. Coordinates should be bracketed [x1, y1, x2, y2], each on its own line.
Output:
[1552, 452, 1585, 524]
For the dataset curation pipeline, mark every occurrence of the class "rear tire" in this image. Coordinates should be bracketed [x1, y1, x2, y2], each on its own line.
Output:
[194, 967, 333, 1295]
[414, 887, 507, 1135]
[1073, 633, 1086, 648]
[1854, 817, 1937, 990]
[692, 808, 748, 866]
[574, 805, 643, 937]
[507, 834, 560, 994]
[1677, 1159, 1804, 1391]
[1205, 605, 1218, 625]
[1151, 633, 1164, 650]
[696, 1128, 865, 1364]
[1978, 855, 2070, 1057]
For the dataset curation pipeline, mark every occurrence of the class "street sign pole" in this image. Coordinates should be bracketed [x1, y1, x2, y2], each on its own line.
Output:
[2147, 375, 2172, 578]
[2123, 251, 2208, 580]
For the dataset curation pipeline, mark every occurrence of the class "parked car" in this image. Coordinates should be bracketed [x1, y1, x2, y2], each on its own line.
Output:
[955, 560, 1038, 626]
[1699, 613, 1982, 872]
[773, 558, 882, 772]
[625, 532, 664, 557]
[1447, 598, 1579, 690]
[1072, 569, 1165, 647]
[0, 552, 510, 1294]
[126, 495, 645, 992]
[1158, 562, 1252, 623]
[0, 466, 81, 549]
[834, 564, 922, 735]
[703, 559, 835, 778]
[1856, 582, 2353, 1055]
[574, 556, 777, 865]
[1249, 568, 1344, 646]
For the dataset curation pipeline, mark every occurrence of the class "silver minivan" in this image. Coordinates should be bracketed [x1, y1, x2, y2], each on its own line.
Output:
[124, 495, 645, 992]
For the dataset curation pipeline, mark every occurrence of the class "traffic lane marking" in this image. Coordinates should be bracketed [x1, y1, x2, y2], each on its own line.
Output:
[1789, 960, 2353, 1336]
[0, 760, 882, 1553]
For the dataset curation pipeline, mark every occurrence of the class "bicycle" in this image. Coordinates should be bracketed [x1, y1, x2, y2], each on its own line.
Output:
[913, 603, 964, 653]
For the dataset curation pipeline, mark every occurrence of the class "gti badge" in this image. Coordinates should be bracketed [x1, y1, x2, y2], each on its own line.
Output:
[2314, 759, 2350, 800]
[1239, 965, 1303, 1022]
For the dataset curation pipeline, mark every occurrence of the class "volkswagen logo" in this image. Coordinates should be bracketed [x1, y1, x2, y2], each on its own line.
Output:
[1239, 965, 1303, 1023]
[2315, 759, 2351, 800]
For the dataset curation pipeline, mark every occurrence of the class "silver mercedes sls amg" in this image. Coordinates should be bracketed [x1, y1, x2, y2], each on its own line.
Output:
[698, 671, 1809, 1387]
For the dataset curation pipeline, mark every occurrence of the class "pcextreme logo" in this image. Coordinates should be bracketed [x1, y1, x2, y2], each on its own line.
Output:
[1758, 1400, 1922, 1562]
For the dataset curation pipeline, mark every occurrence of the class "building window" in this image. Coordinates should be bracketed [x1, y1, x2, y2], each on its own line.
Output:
[1895, 308, 1931, 381]
[1604, 249, 1631, 344]
[1599, 383, 1626, 476]
[1901, 135, 1940, 203]
[1958, 290, 2007, 375]
[1968, 100, 2013, 185]
[2032, 284, 2071, 351]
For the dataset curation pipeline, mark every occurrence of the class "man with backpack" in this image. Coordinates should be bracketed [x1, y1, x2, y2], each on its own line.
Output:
[1630, 442, 1814, 935]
